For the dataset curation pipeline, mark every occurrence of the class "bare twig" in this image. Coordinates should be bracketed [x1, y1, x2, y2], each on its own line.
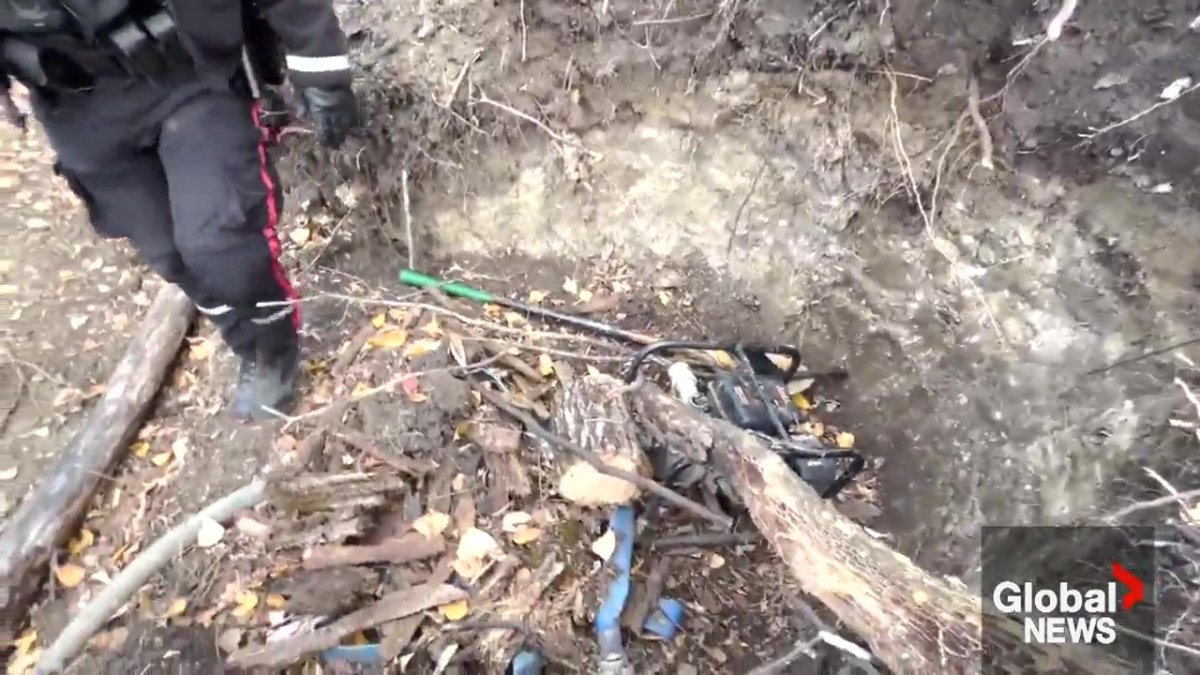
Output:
[653, 531, 758, 548]
[474, 383, 733, 528]
[885, 71, 1006, 344]
[474, 90, 599, 158]
[442, 49, 483, 108]
[726, 158, 769, 255]
[1101, 488, 1200, 524]
[519, 0, 528, 62]
[966, 77, 994, 170]
[318, 295, 630, 352]
[1079, 81, 1200, 141]
[1045, 0, 1078, 41]
[401, 168, 415, 270]
[632, 12, 712, 26]
[279, 354, 506, 429]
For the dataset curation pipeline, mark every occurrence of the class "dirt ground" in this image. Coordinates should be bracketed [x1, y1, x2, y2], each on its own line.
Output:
[3, 0, 1200, 672]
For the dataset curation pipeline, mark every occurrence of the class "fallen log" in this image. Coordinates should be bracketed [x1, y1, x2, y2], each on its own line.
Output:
[550, 373, 651, 505]
[623, 382, 1127, 674]
[0, 284, 194, 643]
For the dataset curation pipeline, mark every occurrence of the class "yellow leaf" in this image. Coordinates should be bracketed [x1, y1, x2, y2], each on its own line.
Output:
[55, 563, 86, 588]
[231, 591, 259, 619]
[657, 291, 672, 306]
[438, 599, 469, 621]
[527, 290, 548, 304]
[0, 285, 17, 296]
[68, 528, 95, 556]
[454, 421, 470, 440]
[408, 392, 429, 403]
[586, 365, 602, 377]
[802, 421, 825, 438]
[288, 227, 311, 245]
[265, 593, 287, 609]
[712, 351, 736, 368]
[388, 309, 407, 322]
[791, 393, 812, 410]
[482, 303, 503, 318]
[348, 632, 370, 646]
[537, 354, 555, 377]
[835, 431, 855, 449]
[403, 339, 442, 359]
[708, 553, 726, 569]
[165, 598, 189, 619]
[130, 440, 150, 459]
[367, 328, 408, 350]
[420, 316, 443, 337]
[13, 629, 37, 655]
[370, 312, 387, 328]
[562, 277, 579, 295]
[6, 648, 40, 675]
[188, 339, 215, 361]
[502, 311, 526, 327]
[150, 451, 173, 467]
[412, 511, 451, 539]
[351, 382, 372, 399]
[577, 288, 594, 303]
[511, 525, 542, 545]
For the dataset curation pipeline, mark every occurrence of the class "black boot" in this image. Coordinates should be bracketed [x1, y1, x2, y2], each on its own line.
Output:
[231, 320, 300, 422]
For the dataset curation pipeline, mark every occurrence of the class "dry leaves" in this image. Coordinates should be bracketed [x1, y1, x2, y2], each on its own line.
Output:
[403, 339, 442, 359]
[453, 527, 500, 580]
[188, 338, 215, 361]
[511, 526, 542, 545]
[165, 598, 189, 619]
[527, 290, 548, 304]
[501, 511, 532, 532]
[196, 517, 226, 548]
[130, 440, 150, 459]
[537, 354, 555, 377]
[367, 328, 409, 350]
[835, 432, 855, 449]
[591, 530, 617, 562]
[265, 593, 287, 609]
[438, 598, 470, 621]
[412, 511, 451, 539]
[68, 528, 94, 556]
[54, 563, 86, 588]
[232, 591, 259, 620]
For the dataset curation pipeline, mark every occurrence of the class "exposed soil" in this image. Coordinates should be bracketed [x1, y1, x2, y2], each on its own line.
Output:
[3, 0, 1200, 672]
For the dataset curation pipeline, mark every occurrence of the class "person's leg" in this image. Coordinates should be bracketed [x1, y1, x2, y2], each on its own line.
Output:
[157, 82, 300, 420]
[34, 93, 216, 312]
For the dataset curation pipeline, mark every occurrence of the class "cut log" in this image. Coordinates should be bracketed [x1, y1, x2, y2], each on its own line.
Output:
[0, 284, 194, 643]
[303, 533, 445, 570]
[550, 374, 651, 505]
[623, 382, 1128, 674]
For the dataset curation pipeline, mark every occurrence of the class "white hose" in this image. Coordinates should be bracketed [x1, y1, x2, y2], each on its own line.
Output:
[37, 480, 267, 673]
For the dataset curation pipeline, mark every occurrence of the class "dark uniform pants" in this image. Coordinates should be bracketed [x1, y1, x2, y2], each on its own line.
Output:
[33, 68, 299, 362]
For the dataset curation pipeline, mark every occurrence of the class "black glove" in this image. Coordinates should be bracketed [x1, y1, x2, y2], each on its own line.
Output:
[298, 85, 359, 149]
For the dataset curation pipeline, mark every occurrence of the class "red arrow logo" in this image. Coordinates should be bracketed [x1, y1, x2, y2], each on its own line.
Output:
[1112, 562, 1143, 610]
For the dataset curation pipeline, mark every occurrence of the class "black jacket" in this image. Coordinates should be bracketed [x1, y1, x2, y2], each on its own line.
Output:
[0, 0, 351, 91]
[170, 0, 352, 89]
